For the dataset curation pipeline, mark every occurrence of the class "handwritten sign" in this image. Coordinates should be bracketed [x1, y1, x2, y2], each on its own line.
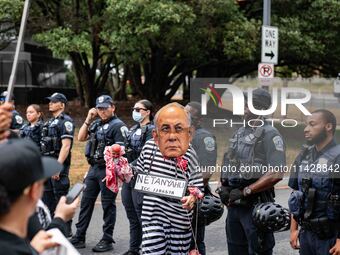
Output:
[134, 173, 187, 200]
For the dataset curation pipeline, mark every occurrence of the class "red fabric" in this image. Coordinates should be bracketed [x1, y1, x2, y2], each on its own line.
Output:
[176, 156, 188, 171]
[104, 144, 133, 193]
[188, 186, 204, 199]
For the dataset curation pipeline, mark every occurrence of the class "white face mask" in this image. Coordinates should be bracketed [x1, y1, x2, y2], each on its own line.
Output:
[132, 110, 144, 122]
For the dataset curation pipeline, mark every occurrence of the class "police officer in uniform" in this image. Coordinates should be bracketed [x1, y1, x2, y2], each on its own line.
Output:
[41, 93, 74, 217]
[0, 91, 24, 133]
[185, 101, 217, 255]
[217, 88, 286, 255]
[122, 99, 154, 255]
[288, 109, 340, 255]
[19, 104, 44, 148]
[71, 95, 127, 252]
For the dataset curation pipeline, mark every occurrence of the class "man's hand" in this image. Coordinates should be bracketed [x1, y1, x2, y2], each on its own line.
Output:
[0, 102, 13, 141]
[330, 239, 340, 255]
[229, 189, 244, 203]
[30, 230, 58, 253]
[290, 229, 299, 249]
[51, 174, 60, 181]
[54, 196, 79, 222]
[86, 108, 98, 122]
[216, 186, 230, 205]
[181, 195, 196, 210]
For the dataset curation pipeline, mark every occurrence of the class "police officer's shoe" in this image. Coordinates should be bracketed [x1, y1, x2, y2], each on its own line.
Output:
[122, 250, 140, 255]
[70, 236, 86, 249]
[92, 240, 113, 252]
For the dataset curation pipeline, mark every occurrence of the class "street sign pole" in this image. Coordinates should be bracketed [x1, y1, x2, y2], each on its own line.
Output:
[263, 0, 271, 26]
[6, 0, 31, 102]
[261, 0, 272, 89]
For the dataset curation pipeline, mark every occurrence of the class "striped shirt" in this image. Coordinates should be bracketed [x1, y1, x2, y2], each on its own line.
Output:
[136, 139, 203, 254]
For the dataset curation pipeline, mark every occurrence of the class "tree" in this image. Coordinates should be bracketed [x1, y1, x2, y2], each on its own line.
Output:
[103, 0, 258, 102]
[0, 0, 23, 50]
[3, 0, 340, 105]
[31, 0, 119, 107]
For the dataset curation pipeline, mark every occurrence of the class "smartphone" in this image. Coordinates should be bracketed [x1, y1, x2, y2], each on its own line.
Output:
[66, 183, 86, 204]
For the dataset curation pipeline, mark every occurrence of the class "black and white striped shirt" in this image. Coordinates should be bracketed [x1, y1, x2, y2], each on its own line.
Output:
[136, 139, 203, 230]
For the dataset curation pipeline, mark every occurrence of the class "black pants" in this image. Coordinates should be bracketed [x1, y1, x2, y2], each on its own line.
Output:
[74, 164, 117, 242]
[226, 206, 274, 255]
[190, 208, 206, 255]
[121, 180, 144, 252]
[299, 228, 337, 255]
[42, 165, 70, 215]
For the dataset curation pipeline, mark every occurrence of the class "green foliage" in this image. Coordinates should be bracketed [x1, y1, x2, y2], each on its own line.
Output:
[34, 28, 91, 58]
[0, 0, 23, 21]
[3, 0, 340, 103]
[0, 0, 23, 49]
[103, 0, 196, 63]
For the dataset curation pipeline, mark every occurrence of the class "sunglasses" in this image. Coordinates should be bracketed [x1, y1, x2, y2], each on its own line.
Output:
[132, 107, 147, 112]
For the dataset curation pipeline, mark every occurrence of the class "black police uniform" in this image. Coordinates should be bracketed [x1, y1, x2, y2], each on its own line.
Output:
[288, 139, 340, 255]
[19, 121, 43, 148]
[74, 115, 126, 244]
[11, 110, 24, 130]
[222, 121, 285, 255]
[121, 122, 154, 254]
[190, 126, 217, 255]
[41, 112, 74, 214]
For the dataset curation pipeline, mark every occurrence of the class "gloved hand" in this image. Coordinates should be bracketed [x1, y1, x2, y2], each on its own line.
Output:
[216, 186, 230, 205]
[229, 189, 244, 203]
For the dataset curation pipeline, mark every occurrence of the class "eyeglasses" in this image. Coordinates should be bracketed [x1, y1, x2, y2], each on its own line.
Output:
[132, 107, 147, 112]
[158, 125, 190, 137]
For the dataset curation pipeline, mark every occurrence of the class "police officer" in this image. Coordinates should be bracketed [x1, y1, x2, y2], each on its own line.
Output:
[185, 101, 217, 255]
[71, 95, 127, 252]
[41, 93, 74, 222]
[122, 99, 154, 255]
[217, 88, 286, 255]
[0, 91, 24, 133]
[19, 104, 44, 148]
[288, 109, 340, 255]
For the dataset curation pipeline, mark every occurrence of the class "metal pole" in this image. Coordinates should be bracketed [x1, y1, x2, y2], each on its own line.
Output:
[263, 0, 271, 26]
[6, 0, 31, 102]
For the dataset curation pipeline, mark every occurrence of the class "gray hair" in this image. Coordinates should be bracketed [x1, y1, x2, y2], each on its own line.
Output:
[154, 102, 191, 131]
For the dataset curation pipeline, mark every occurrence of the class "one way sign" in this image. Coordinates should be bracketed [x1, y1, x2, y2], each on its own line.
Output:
[261, 26, 278, 64]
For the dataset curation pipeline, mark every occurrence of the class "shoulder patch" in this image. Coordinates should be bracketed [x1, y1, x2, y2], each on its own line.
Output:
[64, 121, 73, 133]
[272, 136, 284, 151]
[15, 115, 23, 125]
[204, 137, 215, 152]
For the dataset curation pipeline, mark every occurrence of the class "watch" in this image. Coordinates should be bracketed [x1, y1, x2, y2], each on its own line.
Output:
[243, 186, 252, 197]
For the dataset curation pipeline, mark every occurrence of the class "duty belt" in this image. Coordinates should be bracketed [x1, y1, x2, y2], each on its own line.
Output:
[301, 217, 339, 240]
[88, 158, 106, 166]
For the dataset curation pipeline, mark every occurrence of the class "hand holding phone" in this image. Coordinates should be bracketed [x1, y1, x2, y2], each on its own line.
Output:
[66, 183, 86, 204]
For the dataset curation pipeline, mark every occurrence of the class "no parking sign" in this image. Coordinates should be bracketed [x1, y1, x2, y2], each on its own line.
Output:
[258, 63, 274, 79]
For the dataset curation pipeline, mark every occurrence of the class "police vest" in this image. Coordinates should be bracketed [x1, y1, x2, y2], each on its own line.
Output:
[227, 125, 269, 188]
[85, 117, 122, 162]
[19, 121, 43, 148]
[41, 113, 73, 157]
[297, 144, 340, 220]
[126, 123, 154, 161]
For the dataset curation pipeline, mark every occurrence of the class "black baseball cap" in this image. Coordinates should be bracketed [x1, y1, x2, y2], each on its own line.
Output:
[0, 139, 62, 193]
[96, 95, 114, 108]
[46, 92, 67, 103]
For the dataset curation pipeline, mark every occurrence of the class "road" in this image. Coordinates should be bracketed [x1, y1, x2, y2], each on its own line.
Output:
[70, 186, 299, 255]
